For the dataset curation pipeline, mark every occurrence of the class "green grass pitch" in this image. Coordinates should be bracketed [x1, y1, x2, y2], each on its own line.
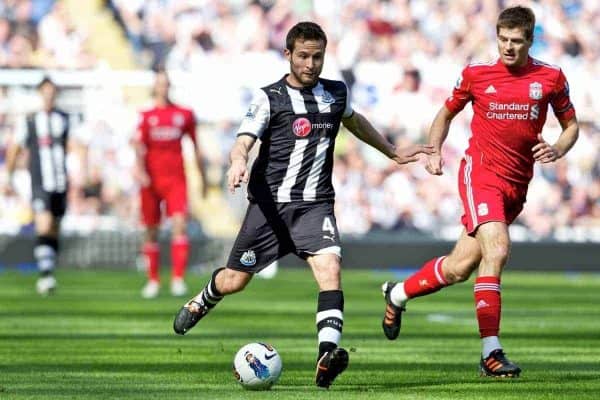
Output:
[1, 268, 599, 399]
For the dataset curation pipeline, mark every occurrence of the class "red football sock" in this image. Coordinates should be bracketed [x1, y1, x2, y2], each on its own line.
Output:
[171, 235, 189, 280]
[404, 256, 449, 299]
[143, 242, 160, 282]
[474, 276, 501, 338]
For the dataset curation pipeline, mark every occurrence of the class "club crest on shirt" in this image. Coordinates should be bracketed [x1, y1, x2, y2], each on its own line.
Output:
[321, 90, 335, 104]
[529, 82, 542, 100]
[173, 113, 185, 127]
[148, 115, 159, 126]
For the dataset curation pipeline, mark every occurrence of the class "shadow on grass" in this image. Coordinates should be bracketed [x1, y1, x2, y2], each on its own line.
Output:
[3, 361, 600, 398]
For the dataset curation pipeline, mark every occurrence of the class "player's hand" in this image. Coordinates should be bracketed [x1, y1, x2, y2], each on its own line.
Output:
[227, 159, 249, 193]
[0, 182, 15, 197]
[391, 144, 435, 165]
[134, 169, 151, 187]
[0, 172, 15, 197]
[532, 134, 560, 163]
[425, 150, 444, 175]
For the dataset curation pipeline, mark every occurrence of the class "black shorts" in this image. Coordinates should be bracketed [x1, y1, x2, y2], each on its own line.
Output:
[31, 189, 67, 218]
[227, 201, 341, 273]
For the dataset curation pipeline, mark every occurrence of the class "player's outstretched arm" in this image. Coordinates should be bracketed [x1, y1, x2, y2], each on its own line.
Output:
[227, 134, 257, 193]
[425, 105, 457, 176]
[1, 141, 20, 196]
[341, 111, 433, 165]
[532, 117, 579, 163]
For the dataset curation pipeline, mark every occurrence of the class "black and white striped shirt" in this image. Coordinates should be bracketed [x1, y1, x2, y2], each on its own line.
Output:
[14, 109, 70, 193]
[238, 75, 353, 203]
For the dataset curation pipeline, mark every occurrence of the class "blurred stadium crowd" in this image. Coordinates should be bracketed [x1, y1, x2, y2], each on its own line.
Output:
[0, 0, 598, 242]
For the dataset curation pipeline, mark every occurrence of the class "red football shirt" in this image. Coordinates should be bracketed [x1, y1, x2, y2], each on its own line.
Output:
[445, 57, 576, 184]
[136, 103, 196, 179]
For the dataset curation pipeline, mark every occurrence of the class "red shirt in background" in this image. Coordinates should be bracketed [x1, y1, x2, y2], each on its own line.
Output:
[136, 103, 196, 180]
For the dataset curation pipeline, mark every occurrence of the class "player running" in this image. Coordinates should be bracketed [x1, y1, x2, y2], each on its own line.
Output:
[172, 22, 433, 388]
[133, 69, 207, 298]
[380, 6, 579, 378]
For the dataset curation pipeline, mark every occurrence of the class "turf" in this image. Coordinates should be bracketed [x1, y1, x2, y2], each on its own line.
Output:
[1, 268, 599, 399]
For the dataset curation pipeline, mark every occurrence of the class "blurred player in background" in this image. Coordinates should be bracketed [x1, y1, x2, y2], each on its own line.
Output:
[133, 69, 207, 299]
[381, 6, 579, 378]
[2, 76, 87, 295]
[172, 22, 433, 388]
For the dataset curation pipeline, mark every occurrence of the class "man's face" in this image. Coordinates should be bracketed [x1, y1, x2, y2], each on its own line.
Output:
[285, 39, 325, 87]
[39, 82, 56, 110]
[497, 27, 531, 68]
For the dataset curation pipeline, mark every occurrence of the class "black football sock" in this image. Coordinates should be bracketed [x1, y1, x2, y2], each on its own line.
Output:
[316, 290, 344, 360]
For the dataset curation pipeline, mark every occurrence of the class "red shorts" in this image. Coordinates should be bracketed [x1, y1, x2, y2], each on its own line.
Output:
[140, 176, 188, 227]
[458, 155, 528, 235]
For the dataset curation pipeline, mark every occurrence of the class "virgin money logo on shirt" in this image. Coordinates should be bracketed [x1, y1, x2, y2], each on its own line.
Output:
[292, 117, 312, 137]
[292, 118, 335, 137]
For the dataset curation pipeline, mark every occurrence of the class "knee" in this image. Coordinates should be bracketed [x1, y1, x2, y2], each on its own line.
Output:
[482, 244, 510, 267]
[312, 257, 341, 291]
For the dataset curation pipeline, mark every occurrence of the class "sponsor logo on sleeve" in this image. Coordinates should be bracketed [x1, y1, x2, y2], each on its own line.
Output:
[454, 76, 463, 89]
[245, 104, 259, 119]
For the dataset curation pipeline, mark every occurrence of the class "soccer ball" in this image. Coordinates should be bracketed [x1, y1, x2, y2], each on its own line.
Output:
[232, 342, 282, 390]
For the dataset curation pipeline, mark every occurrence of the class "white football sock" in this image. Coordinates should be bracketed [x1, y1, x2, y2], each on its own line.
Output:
[390, 282, 408, 306]
[482, 336, 502, 358]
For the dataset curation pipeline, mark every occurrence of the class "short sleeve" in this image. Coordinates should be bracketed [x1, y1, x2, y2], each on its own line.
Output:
[342, 82, 354, 118]
[186, 109, 197, 144]
[13, 115, 28, 147]
[551, 69, 576, 121]
[237, 89, 270, 138]
[444, 66, 473, 114]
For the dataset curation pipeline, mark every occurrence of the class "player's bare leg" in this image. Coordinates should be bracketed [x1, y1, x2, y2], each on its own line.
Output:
[170, 213, 189, 296]
[141, 226, 161, 298]
[382, 230, 481, 339]
[308, 253, 348, 389]
[475, 222, 521, 377]
[173, 267, 252, 335]
[34, 212, 59, 296]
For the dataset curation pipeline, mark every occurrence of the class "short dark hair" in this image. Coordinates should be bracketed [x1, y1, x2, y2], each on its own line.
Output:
[496, 6, 536, 42]
[37, 75, 56, 90]
[285, 21, 327, 52]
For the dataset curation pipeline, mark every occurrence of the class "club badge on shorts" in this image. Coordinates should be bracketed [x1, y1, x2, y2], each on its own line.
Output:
[240, 250, 256, 266]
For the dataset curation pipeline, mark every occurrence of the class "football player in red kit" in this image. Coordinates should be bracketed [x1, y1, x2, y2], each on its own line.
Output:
[380, 6, 579, 377]
[133, 70, 207, 298]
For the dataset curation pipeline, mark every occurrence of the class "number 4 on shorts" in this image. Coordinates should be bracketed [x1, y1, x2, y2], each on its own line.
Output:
[322, 216, 335, 235]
